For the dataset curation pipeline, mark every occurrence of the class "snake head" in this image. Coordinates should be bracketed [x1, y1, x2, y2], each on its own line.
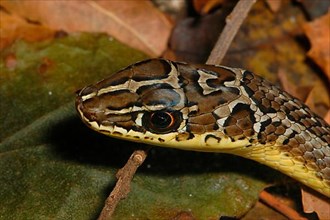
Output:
[75, 59, 253, 151]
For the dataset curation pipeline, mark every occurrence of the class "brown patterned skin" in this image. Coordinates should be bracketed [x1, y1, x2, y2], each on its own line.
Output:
[76, 59, 330, 197]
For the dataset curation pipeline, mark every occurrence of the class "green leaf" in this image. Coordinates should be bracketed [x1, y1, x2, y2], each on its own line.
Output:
[0, 33, 271, 219]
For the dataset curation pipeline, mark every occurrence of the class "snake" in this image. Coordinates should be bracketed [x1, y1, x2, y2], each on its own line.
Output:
[76, 59, 330, 197]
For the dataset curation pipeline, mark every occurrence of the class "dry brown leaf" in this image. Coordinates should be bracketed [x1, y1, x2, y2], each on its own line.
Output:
[168, 9, 226, 63]
[301, 187, 330, 220]
[277, 68, 312, 101]
[193, 0, 226, 14]
[242, 200, 288, 220]
[278, 68, 329, 117]
[303, 12, 330, 81]
[265, 0, 282, 12]
[298, 0, 330, 19]
[325, 110, 330, 124]
[0, 0, 172, 56]
[304, 85, 330, 118]
[0, 11, 55, 49]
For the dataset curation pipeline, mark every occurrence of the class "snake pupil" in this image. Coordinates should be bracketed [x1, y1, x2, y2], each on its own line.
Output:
[151, 112, 172, 128]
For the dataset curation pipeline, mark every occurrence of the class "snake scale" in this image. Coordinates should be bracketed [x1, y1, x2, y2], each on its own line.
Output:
[76, 59, 330, 197]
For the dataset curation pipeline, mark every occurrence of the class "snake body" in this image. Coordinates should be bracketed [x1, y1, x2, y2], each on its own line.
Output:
[76, 59, 330, 197]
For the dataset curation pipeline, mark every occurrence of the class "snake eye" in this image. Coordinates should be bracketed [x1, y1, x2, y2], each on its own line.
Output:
[142, 111, 182, 134]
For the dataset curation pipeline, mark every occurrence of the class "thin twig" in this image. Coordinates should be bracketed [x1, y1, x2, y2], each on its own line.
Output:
[206, 0, 257, 65]
[259, 191, 308, 220]
[98, 149, 148, 220]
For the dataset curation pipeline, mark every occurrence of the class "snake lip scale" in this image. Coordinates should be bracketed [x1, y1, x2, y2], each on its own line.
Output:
[76, 59, 330, 197]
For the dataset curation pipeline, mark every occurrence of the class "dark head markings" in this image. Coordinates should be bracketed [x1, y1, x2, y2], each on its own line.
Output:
[131, 59, 172, 81]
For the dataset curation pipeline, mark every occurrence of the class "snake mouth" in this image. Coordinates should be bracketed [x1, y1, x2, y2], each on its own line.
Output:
[75, 95, 92, 125]
[75, 86, 100, 124]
